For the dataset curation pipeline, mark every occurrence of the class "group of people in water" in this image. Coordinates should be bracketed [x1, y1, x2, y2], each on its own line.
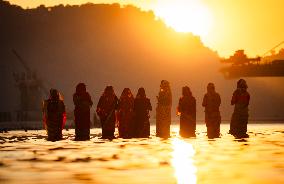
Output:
[42, 79, 250, 141]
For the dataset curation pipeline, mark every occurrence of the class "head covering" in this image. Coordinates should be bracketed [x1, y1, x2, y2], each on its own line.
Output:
[160, 80, 170, 92]
[120, 88, 133, 99]
[207, 82, 215, 93]
[49, 88, 59, 101]
[237, 79, 248, 89]
[136, 87, 146, 98]
[103, 86, 115, 96]
[76, 83, 86, 94]
[182, 86, 192, 97]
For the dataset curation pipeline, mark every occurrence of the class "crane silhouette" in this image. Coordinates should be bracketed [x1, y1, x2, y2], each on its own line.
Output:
[12, 49, 49, 96]
[220, 41, 284, 78]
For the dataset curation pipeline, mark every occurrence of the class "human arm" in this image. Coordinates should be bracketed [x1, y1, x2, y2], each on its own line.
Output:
[231, 91, 238, 105]
[148, 99, 152, 111]
[202, 94, 207, 107]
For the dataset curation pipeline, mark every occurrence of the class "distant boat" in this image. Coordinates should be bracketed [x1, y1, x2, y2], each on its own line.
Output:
[220, 41, 284, 78]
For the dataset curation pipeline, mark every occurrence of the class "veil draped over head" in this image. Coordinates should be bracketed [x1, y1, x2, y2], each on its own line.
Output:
[76, 83, 87, 95]
[136, 88, 146, 98]
[103, 86, 115, 97]
[182, 86, 192, 97]
[160, 80, 171, 92]
[49, 88, 64, 101]
[237, 79, 248, 89]
[120, 88, 134, 99]
[207, 83, 215, 93]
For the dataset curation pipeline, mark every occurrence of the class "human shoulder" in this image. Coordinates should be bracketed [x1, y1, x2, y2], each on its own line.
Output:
[85, 92, 92, 99]
[233, 89, 240, 96]
[59, 100, 65, 105]
[215, 92, 221, 98]
[245, 91, 250, 98]
[203, 93, 208, 99]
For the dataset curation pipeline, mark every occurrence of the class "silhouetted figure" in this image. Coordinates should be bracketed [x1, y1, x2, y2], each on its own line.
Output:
[117, 88, 134, 138]
[229, 79, 250, 138]
[177, 86, 196, 137]
[133, 88, 152, 138]
[202, 83, 221, 138]
[156, 80, 172, 138]
[73, 83, 93, 141]
[43, 89, 66, 141]
[97, 86, 118, 139]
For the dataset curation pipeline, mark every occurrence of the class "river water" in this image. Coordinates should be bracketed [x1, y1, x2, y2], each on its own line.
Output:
[0, 124, 283, 184]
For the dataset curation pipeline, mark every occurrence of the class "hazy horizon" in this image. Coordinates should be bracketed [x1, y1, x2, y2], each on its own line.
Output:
[1, 1, 284, 121]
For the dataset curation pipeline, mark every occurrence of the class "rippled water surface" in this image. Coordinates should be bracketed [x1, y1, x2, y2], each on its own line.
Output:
[0, 124, 283, 184]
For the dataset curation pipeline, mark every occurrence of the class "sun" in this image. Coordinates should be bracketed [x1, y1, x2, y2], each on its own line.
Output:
[153, 0, 213, 37]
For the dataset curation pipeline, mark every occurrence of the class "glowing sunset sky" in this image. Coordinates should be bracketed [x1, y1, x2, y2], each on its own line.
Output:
[8, 0, 284, 57]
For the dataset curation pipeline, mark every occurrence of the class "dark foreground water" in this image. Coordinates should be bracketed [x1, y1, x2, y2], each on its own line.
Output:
[0, 124, 283, 184]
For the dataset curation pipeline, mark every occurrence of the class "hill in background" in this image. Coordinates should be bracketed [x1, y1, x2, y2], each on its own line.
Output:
[1, 0, 283, 120]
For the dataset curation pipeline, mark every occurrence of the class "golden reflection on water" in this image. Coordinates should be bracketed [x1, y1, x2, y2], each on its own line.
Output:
[171, 138, 197, 184]
[0, 125, 284, 184]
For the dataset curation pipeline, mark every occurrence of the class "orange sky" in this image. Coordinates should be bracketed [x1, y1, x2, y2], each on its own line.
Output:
[7, 0, 284, 57]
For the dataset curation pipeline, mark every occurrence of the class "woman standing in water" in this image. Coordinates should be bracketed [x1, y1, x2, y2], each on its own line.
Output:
[97, 86, 118, 139]
[177, 86, 196, 137]
[133, 88, 152, 138]
[230, 79, 250, 138]
[73, 83, 93, 141]
[156, 80, 172, 138]
[117, 88, 134, 138]
[202, 83, 221, 138]
[43, 89, 66, 141]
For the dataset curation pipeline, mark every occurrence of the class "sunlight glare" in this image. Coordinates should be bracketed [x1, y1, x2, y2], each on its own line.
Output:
[154, 0, 213, 37]
[171, 138, 197, 184]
